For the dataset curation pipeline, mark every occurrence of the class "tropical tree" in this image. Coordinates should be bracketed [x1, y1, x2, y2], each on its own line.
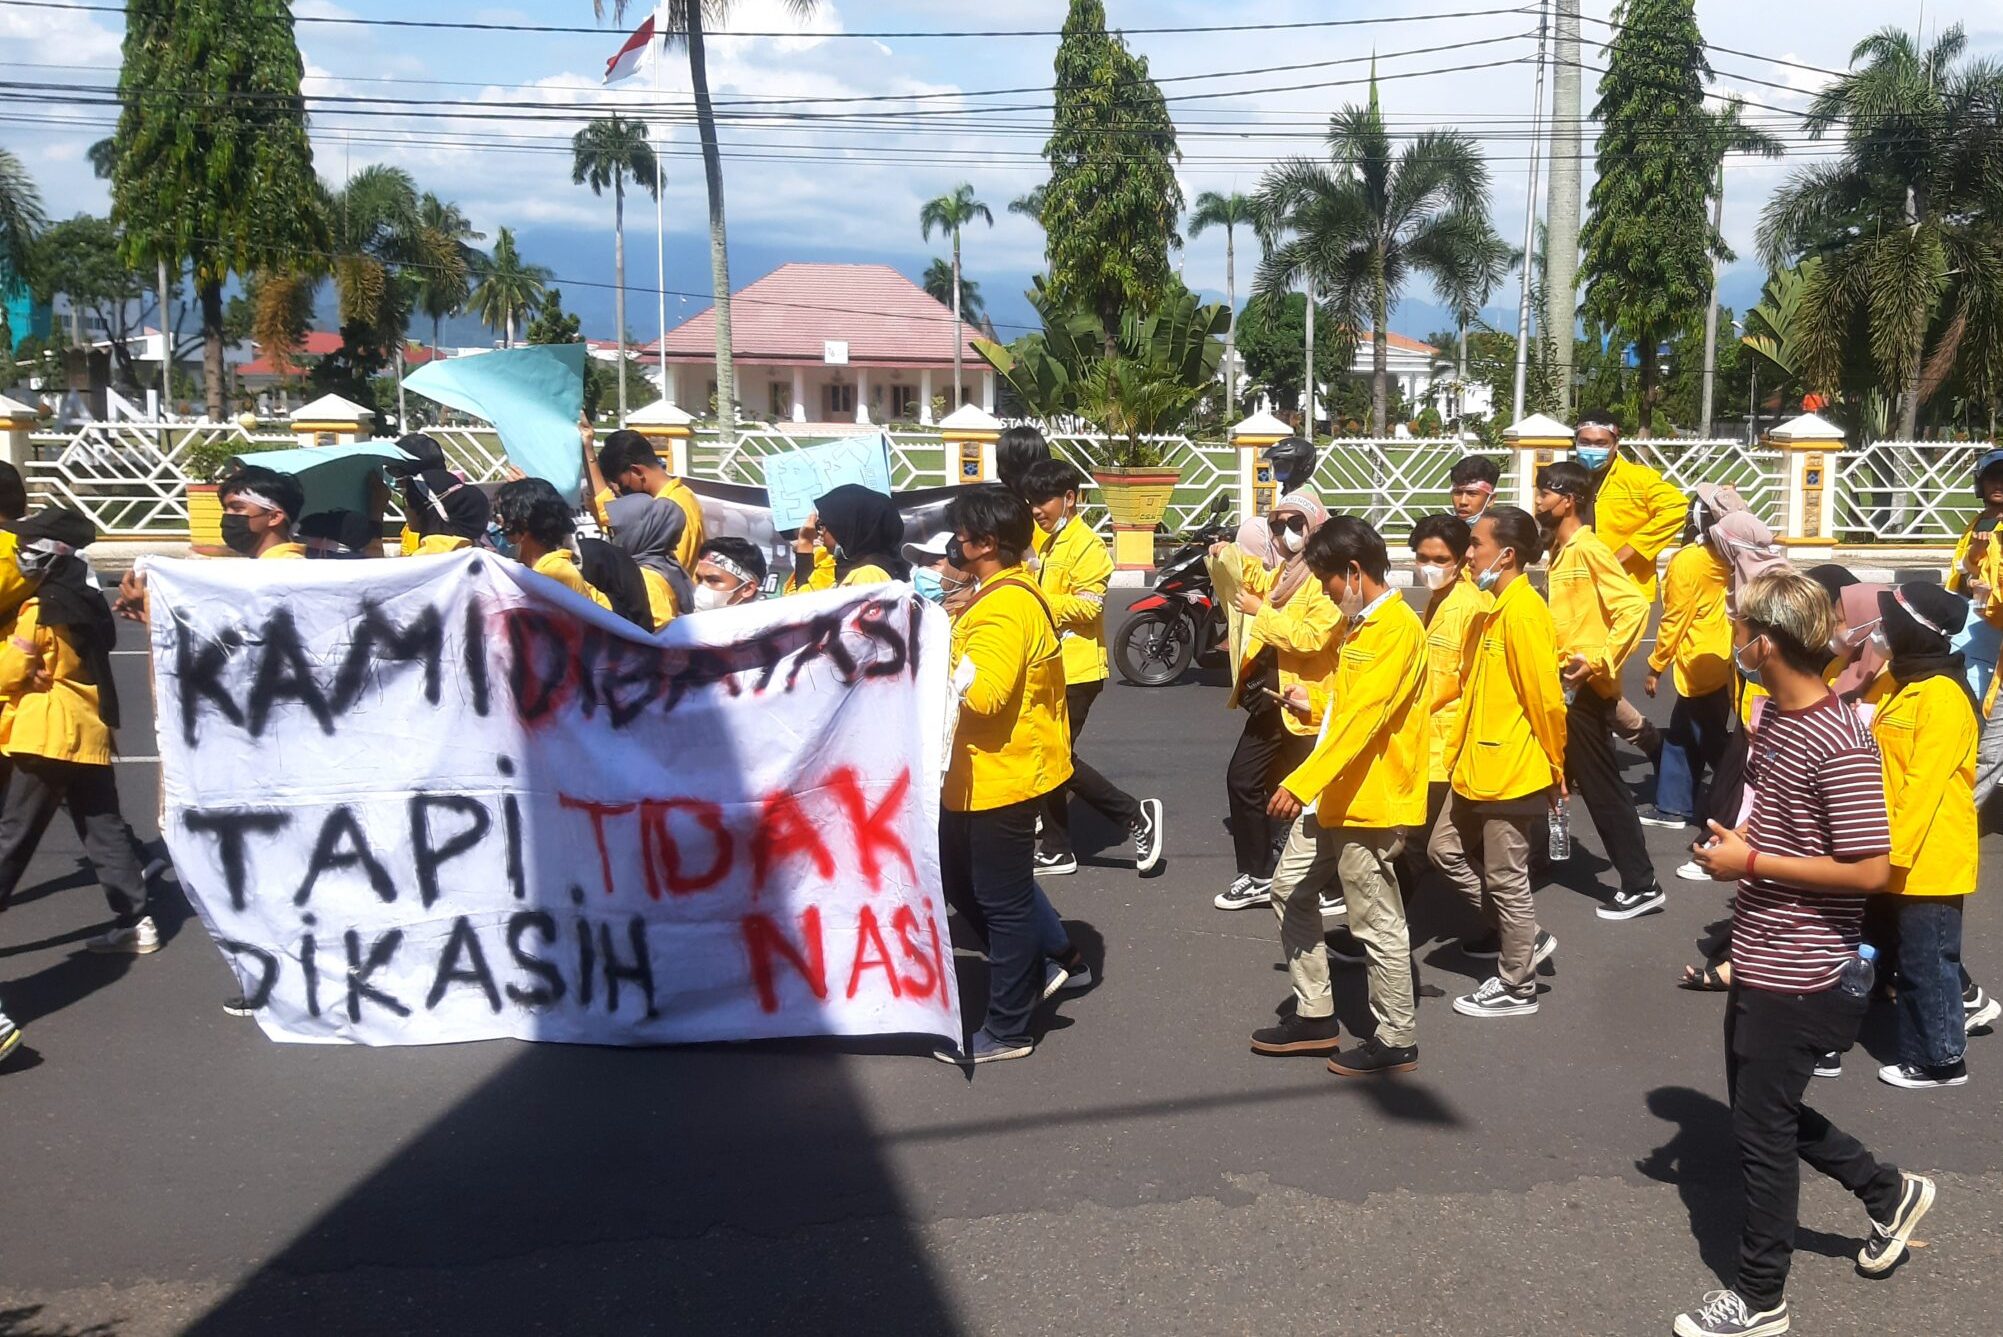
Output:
[597, 0, 821, 441]
[1579, 0, 1741, 434]
[471, 227, 551, 347]
[572, 113, 660, 422]
[29, 215, 152, 384]
[1008, 184, 1047, 226]
[1758, 23, 2003, 439]
[1187, 190, 1256, 414]
[1232, 290, 1348, 418]
[918, 183, 993, 412]
[109, 0, 325, 420]
[1251, 77, 1493, 435]
[0, 147, 46, 354]
[922, 258, 984, 324]
[1435, 229, 1517, 428]
[414, 193, 485, 360]
[322, 166, 432, 359]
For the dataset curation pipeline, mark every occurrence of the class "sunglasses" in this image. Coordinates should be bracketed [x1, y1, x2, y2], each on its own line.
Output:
[1269, 515, 1308, 534]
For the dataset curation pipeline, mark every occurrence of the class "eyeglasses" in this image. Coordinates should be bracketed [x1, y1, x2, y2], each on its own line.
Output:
[1269, 515, 1308, 534]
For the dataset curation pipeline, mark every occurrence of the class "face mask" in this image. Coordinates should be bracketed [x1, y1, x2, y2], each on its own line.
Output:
[220, 513, 261, 556]
[1475, 549, 1512, 592]
[1574, 445, 1612, 471]
[1535, 504, 1561, 532]
[913, 567, 946, 604]
[483, 523, 516, 560]
[1280, 528, 1305, 555]
[1336, 568, 1366, 617]
[1868, 628, 1890, 657]
[1734, 636, 1766, 687]
[693, 583, 734, 611]
[1416, 563, 1454, 591]
[830, 541, 849, 563]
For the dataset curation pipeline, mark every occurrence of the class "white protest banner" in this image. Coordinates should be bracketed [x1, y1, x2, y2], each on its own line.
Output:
[146, 551, 959, 1048]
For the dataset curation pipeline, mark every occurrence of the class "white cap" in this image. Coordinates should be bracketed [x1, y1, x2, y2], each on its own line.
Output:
[901, 530, 953, 565]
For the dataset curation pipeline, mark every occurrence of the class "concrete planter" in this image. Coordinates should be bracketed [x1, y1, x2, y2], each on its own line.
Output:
[1092, 466, 1181, 572]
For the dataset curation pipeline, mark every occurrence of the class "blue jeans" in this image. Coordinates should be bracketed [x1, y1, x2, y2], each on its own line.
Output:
[1894, 896, 1967, 1069]
[940, 796, 1069, 1047]
[1655, 686, 1731, 819]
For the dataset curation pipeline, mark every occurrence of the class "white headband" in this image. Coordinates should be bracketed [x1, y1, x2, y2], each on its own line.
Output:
[704, 552, 753, 585]
[1892, 588, 1949, 639]
[232, 488, 282, 513]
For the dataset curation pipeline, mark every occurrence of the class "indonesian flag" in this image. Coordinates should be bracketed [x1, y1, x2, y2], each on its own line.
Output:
[603, 10, 658, 85]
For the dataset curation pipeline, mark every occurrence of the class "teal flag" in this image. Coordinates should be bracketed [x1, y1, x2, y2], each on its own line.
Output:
[231, 442, 409, 519]
[406, 343, 587, 502]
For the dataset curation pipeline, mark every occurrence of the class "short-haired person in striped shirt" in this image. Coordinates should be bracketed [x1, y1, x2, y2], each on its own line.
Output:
[1676, 570, 1934, 1337]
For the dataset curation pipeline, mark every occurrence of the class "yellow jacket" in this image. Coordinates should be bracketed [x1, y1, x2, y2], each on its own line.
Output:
[1547, 524, 1648, 699]
[531, 549, 612, 611]
[1447, 576, 1568, 802]
[1423, 577, 1491, 784]
[639, 568, 679, 630]
[0, 530, 29, 621]
[1033, 516, 1112, 684]
[0, 599, 112, 765]
[1648, 544, 1732, 698]
[1593, 454, 1686, 598]
[593, 481, 705, 570]
[1873, 674, 1979, 897]
[945, 570, 1072, 812]
[1227, 558, 1342, 737]
[413, 534, 472, 556]
[261, 542, 308, 560]
[784, 546, 837, 595]
[1282, 594, 1430, 829]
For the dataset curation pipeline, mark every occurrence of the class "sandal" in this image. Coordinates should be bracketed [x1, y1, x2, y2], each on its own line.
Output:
[1678, 960, 1731, 992]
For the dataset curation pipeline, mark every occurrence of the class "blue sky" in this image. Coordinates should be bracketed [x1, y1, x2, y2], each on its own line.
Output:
[6, 1, 2000, 350]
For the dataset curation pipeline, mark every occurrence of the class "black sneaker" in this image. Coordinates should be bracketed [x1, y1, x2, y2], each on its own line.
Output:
[1250, 1012, 1342, 1056]
[1857, 1171, 1936, 1276]
[1813, 1051, 1843, 1079]
[1530, 929, 1558, 970]
[1132, 797, 1164, 874]
[1327, 1035, 1418, 1076]
[1966, 984, 2001, 1034]
[1033, 847, 1079, 876]
[1672, 1289, 1789, 1336]
[1877, 1059, 1968, 1090]
[1326, 928, 1367, 965]
[222, 994, 256, 1017]
[1452, 976, 1539, 1018]
[1596, 884, 1667, 920]
[1213, 874, 1271, 911]
[1460, 930, 1502, 959]
[1638, 804, 1691, 829]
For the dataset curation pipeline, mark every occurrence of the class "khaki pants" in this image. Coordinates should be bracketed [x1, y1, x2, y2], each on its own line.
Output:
[1271, 819, 1415, 1047]
[1427, 792, 1541, 995]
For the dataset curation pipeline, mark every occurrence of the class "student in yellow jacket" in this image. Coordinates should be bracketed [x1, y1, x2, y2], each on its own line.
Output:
[1397, 513, 1488, 900]
[935, 485, 1086, 1066]
[1020, 459, 1163, 876]
[1946, 450, 2003, 709]
[1250, 517, 1429, 1077]
[584, 423, 706, 571]
[1536, 460, 1662, 921]
[1641, 500, 1733, 829]
[0, 510, 153, 983]
[1215, 491, 1342, 911]
[1870, 584, 1986, 1089]
[1431, 506, 1567, 1017]
[491, 479, 613, 613]
[784, 485, 904, 592]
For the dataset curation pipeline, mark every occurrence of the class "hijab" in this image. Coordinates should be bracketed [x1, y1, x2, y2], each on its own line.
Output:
[604, 492, 695, 615]
[407, 469, 488, 540]
[1707, 510, 1787, 609]
[11, 507, 118, 728]
[1879, 583, 1980, 715]
[813, 483, 910, 581]
[1232, 517, 1278, 568]
[1829, 582, 1889, 703]
[1268, 490, 1329, 607]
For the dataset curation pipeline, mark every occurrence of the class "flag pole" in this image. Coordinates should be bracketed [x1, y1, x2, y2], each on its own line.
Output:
[653, 18, 669, 409]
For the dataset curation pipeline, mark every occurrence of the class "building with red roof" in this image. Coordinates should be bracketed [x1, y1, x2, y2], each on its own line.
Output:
[652, 262, 990, 425]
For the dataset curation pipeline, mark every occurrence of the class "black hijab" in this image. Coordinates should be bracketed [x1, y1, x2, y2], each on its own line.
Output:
[12, 508, 119, 728]
[813, 483, 910, 581]
[1878, 583, 1979, 716]
[408, 470, 490, 540]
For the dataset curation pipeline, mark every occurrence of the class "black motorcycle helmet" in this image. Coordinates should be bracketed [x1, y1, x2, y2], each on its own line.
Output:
[1264, 435, 1318, 492]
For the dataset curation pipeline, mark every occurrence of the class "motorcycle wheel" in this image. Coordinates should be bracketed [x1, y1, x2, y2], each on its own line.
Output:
[1114, 609, 1197, 687]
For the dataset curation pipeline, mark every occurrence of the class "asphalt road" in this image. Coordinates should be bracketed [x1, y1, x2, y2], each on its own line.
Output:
[1, 596, 1999, 1337]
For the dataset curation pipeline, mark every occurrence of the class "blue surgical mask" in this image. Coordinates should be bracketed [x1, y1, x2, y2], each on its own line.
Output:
[913, 567, 946, 604]
[1734, 636, 1766, 687]
[484, 523, 516, 560]
[1574, 445, 1612, 471]
[1475, 549, 1512, 591]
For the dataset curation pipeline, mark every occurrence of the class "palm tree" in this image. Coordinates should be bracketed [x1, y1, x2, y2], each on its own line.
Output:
[1187, 190, 1256, 414]
[472, 227, 550, 347]
[414, 193, 486, 362]
[597, 1, 821, 440]
[572, 113, 660, 422]
[0, 146, 47, 356]
[1008, 183, 1047, 227]
[919, 183, 994, 413]
[922, 258, 984, 324]
[1759, 23, 2003, 438]
[1251, 78, 1493, 435]
[322, 165, 429, 356]
[1435, 229, 1516, 428]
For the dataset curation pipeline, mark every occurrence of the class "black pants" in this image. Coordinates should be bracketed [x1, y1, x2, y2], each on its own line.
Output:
[1394, 780, 1451, 901]
[1724, 983, 1903, 1309]
[1225, 707, 1315, 879]
[1040, 681, 1141, 858]
[0, 755, 147, 922]
[1563, 690, 1655, 896]
[940, 797, 1049, 1047]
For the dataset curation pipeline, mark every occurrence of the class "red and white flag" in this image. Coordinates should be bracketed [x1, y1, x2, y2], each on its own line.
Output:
[602, 9, 658, 85]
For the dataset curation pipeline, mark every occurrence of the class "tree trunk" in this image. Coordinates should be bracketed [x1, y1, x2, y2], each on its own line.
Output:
[157, 255, 172, 395]
[687, 15, 736, 442]
[950, 227, 963, 413]
[1637, 330, 1658, 438]
[201, 278, 225, 421]
[1372, 244, 1389, 435]
[506, 306, 516, 349]
[433, 313, 442, 364]
[1899, 364, 1922, 440]
[1302, 280, 1315, 434]
[614, 170, 628, 424]
[1223, 226, 1237, 416]
[1698, 164, 1725, 436]
[1456, 316, 1469, 428]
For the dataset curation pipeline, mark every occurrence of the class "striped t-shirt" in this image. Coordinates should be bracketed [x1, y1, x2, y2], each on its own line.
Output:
[1732, 692, 1892, 992]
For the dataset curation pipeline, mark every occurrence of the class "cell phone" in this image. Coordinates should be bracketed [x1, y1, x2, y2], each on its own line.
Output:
[1258, 686, 1288, 702]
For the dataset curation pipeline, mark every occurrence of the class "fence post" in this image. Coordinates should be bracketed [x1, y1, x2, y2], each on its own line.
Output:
[1501, 413, 1574, 510]
[627, 399, 696, 474]
[0, 393, 38, 474]
[288, 393, 375, 448]
[938, 404, 1002, 485]
[1766, 411, 1843, 557]
[1231, 409, 1292, 519]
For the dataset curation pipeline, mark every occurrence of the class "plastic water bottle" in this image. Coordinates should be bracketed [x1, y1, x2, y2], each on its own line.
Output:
[1837, 943, 1878, 1000]
[1547, 798, 1572, 861]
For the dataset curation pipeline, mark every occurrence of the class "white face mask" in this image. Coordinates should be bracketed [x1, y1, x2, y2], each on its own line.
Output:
[693, 583, 736, 611]
[1868, 628, 1891, 656]
[1416, 563, 1454, 591]
[1336, 566, 1367, 617]
[1280, 528, 1305, 555]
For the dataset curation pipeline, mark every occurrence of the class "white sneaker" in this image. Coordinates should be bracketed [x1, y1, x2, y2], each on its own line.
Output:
[1317, 891, 1347, 926]
[1040, 960, 1072, 1001]
[0, 1010, 21, 1064]
[1675, 860, 1710, 882]
[87, 915, 160, 955]
[1452, 976, 1540, 1018]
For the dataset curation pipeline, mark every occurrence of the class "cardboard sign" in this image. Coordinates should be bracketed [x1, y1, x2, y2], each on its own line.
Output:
[761, 433, 894, 532]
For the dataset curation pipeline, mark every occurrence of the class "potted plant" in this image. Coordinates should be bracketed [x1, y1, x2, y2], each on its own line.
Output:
[181, 435, 252, 548]
[1078, 356, 1197, 558]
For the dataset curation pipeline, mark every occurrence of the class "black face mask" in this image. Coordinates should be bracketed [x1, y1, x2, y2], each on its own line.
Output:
[220, 513, 261, 555]
[946, 535, 968, 569]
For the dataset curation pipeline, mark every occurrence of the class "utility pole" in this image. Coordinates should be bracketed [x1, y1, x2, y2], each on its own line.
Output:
[1511, 0, 1551, 425]
[1698, 161, 1726, 436]
[1303, 278, 1316, 438]
[1543, 0, 1581, 415]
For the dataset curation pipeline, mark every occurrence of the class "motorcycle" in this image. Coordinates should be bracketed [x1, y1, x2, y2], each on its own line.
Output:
[1113, 505, 1235, 687]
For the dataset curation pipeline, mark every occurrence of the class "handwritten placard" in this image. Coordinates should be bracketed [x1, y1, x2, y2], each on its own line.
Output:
[762, 433, 894, 532]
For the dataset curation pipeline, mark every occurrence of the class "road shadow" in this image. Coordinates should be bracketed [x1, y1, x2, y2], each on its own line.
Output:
[0, 1305, 118, 1337]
